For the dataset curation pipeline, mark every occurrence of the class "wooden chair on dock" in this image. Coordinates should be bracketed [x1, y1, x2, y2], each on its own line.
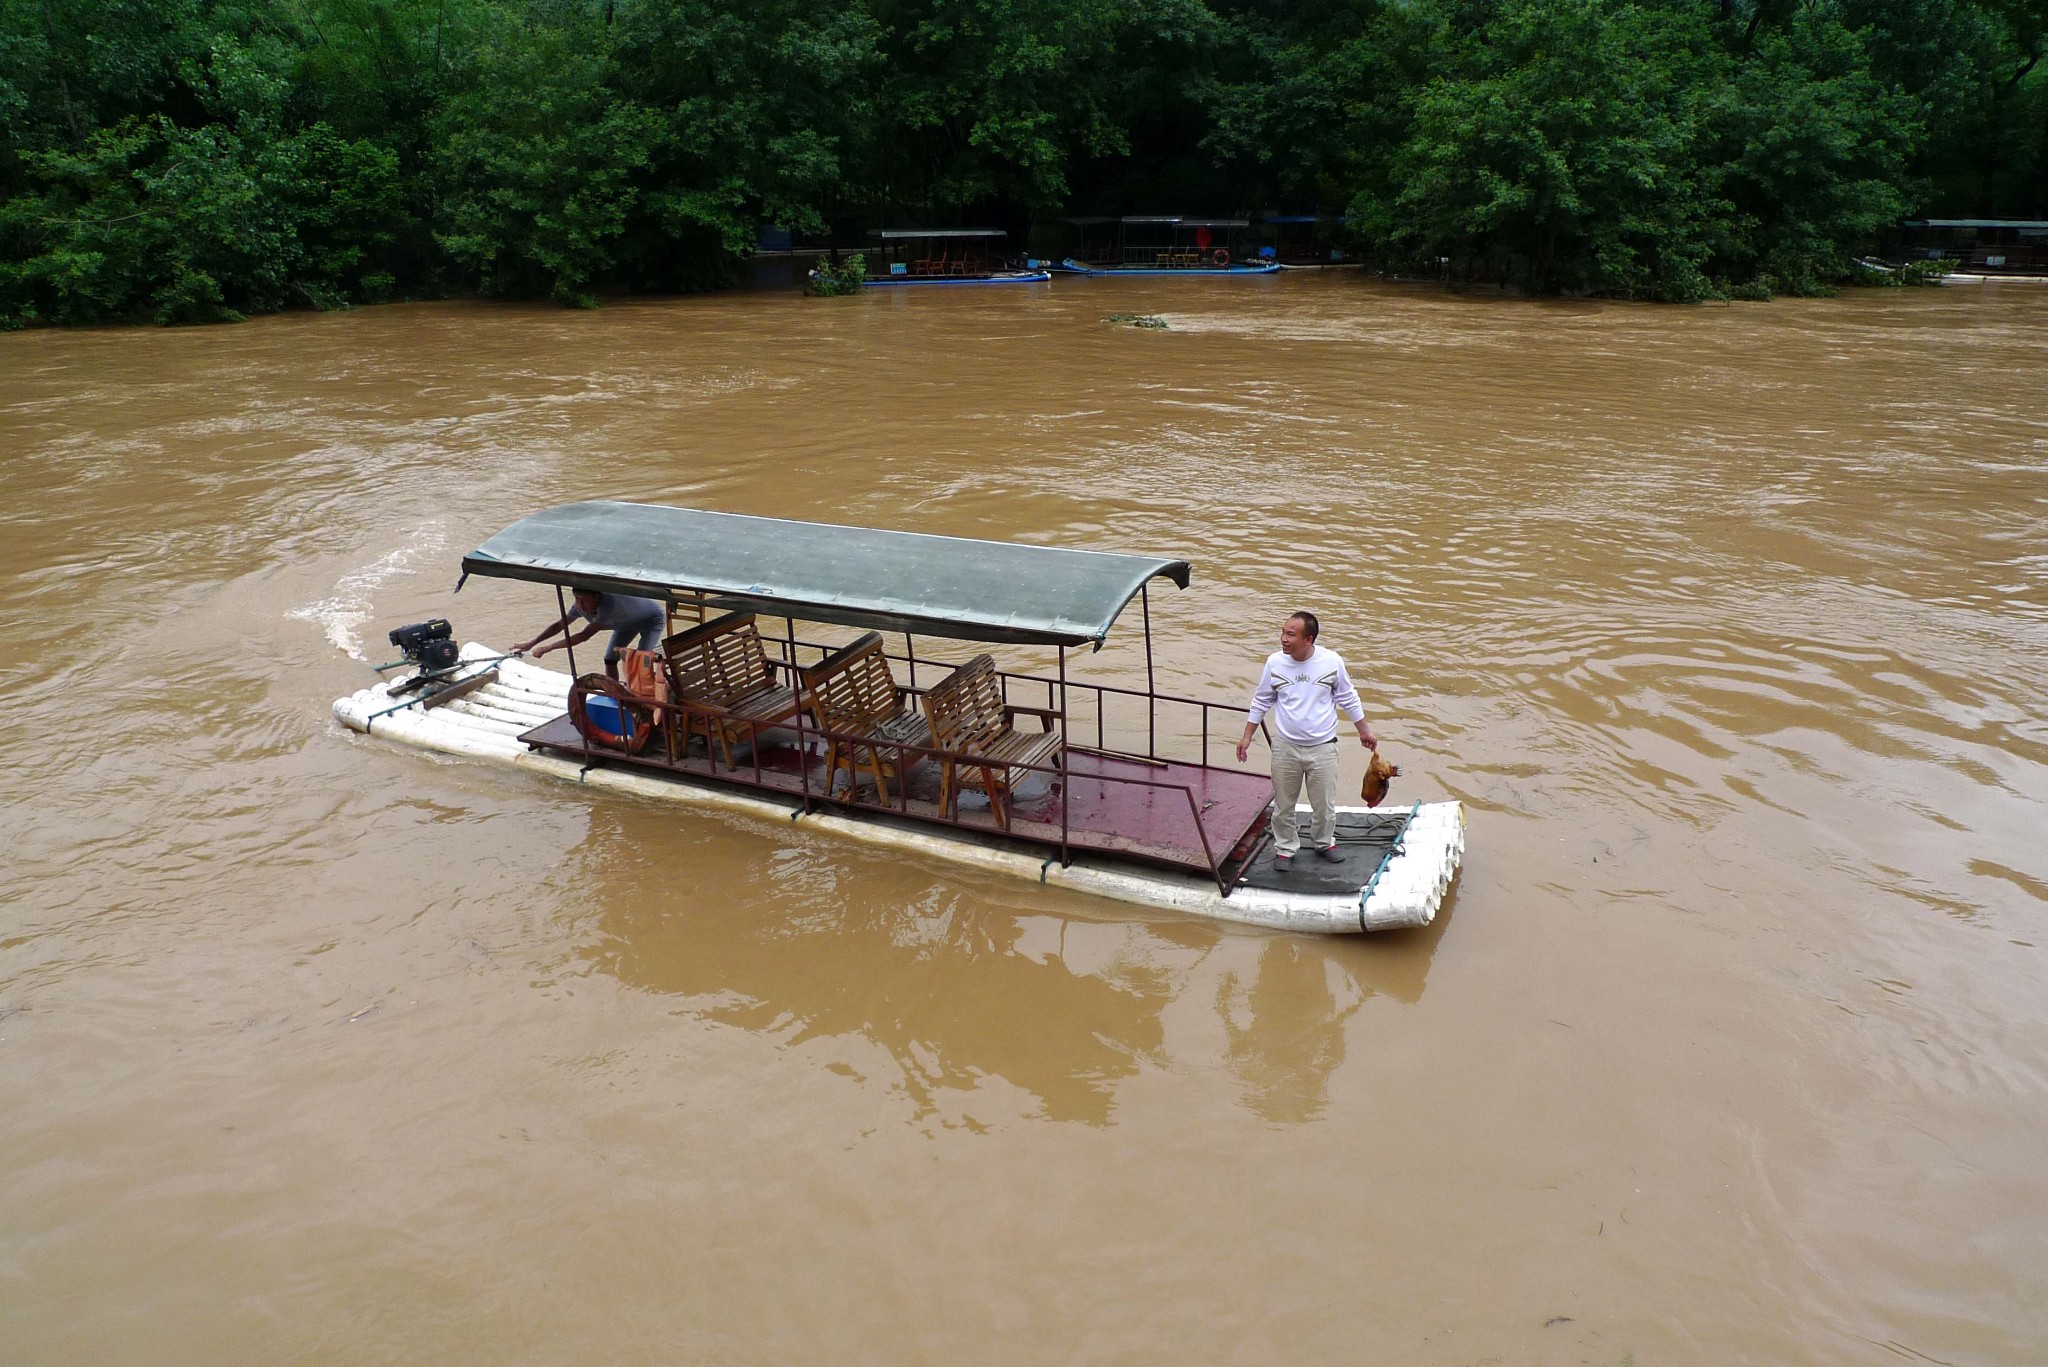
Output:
[921, 654, 1062, 829]
[662, 612, 801, 769]
[799, 632, 931, 804]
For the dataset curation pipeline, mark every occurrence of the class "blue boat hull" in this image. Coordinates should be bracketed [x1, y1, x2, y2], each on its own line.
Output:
[1059, 258, 1282, 278]
[863, 270, 1052, 287]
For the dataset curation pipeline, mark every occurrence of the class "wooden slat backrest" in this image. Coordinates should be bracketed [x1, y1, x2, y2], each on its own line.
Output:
[846, 647, 900, 718]
[704, 623, 771, 699]
[802, 633, 901, 734]
[664, 611, 764, 707]
[924, 655, 1008, 752]
[665, 636, 720, 703]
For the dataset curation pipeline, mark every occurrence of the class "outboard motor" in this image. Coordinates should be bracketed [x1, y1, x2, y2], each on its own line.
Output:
[388, 619, 461, 673]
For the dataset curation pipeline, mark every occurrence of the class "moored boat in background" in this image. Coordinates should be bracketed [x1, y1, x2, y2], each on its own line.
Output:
[861, 228, 1052, 286]
[1262, 212, 1357, 267]
[1059, 216, 1283, 276]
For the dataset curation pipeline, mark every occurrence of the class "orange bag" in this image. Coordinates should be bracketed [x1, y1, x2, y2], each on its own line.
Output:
[618, 647, 670, 721]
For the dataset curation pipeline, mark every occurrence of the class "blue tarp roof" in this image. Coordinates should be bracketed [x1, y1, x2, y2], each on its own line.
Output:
[461, 502, 1191, 648]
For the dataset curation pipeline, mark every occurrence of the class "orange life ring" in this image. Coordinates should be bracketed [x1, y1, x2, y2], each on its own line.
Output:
[1211, 248, 1231, 267]
[569, 673, 657, 754]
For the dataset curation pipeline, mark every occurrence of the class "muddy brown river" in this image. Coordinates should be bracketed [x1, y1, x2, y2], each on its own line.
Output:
[3, 274, 2045, 1363]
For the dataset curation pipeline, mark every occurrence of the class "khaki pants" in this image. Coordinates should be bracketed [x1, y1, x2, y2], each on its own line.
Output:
[1270, 735, 1341, 854]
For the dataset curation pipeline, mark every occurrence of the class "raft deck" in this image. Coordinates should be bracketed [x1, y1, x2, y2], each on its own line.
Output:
[518, 714, 1276, 882]
[335, 646, 1465, 932]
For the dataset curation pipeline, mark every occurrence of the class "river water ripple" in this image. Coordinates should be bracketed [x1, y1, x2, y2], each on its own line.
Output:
[2, 276, 2044, 1364]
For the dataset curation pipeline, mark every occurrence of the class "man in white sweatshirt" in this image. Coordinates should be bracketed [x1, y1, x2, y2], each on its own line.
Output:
[1235, 611, 1379, 866]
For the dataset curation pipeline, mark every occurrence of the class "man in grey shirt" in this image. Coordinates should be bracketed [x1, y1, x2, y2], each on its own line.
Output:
[516, 588, 666, 680]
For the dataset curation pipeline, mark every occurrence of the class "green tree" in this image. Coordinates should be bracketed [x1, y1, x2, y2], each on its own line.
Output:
[1710, 10, 1917, 292]
[430, 8, 660, 304]
[1350, 0, 1727, 299]
[3, 0, 2044, 324]
[1, 12, 401, 325]
[608, 0, 880, 290]
[857, 0, 1211, 221]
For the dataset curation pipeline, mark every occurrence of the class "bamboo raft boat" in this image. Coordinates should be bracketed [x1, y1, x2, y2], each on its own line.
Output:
[332, 504, 1463, 934]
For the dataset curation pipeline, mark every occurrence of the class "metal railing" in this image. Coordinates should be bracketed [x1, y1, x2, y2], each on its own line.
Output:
[602, 646, 1254, 896]
[787, 706, 1231, 895]
[759, 630, 1265, 774]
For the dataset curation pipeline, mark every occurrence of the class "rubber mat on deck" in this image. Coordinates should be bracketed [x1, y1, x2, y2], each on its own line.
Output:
[1239, 809, 1415, 894]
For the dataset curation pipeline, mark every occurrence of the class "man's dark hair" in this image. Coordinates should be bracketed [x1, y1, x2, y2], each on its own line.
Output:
[1288, 610, 1320, 640]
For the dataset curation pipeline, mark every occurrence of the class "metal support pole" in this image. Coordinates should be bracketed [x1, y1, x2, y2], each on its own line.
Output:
[892, 635, 912, 812]
[1057, 644, 1070, 867]
[556, 583, 592, 771]
[794, 674, 814, 815]
[557, 583, 578, 679]
[1141, 582, 1157, 759]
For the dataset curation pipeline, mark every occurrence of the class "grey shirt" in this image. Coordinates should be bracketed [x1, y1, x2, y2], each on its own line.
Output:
[571, 593, 666, 636]
[571, 593, 666, 655]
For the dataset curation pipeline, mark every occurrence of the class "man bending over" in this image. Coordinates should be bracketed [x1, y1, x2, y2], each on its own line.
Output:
[516, 588, 665, 681]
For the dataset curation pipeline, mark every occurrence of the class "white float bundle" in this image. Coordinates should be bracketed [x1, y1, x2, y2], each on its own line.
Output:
[334, 643, 571, 761]
[1362, 801, 1464, 930]
[334, 644, 1462, 933]
[1237, 801, 1465, 933]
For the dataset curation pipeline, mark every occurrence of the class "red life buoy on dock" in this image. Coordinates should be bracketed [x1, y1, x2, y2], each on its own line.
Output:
[1212, 248, 1231, 267]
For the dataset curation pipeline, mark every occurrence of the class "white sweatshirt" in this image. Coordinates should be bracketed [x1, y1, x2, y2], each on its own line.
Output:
[1245, 644, 1366, 744]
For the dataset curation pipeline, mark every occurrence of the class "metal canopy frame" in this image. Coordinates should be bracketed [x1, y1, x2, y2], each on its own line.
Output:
[1069, 217, 1255, 266]
[461, 504, 1302, 893]
[460, 501, 1190, 650]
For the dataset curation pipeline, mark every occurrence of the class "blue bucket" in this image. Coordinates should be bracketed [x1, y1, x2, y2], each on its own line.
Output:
[584, 694, 633, 740]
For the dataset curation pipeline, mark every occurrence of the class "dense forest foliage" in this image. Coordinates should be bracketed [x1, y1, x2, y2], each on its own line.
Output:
[2, 0, 2043, 322]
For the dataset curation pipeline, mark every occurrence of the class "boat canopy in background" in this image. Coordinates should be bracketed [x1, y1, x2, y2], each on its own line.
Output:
[460, 502, 1191, 648]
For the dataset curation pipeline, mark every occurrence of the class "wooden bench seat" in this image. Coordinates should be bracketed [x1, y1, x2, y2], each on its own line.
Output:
[800, 632, 931, 804]
[922, 653, 1062, 829]
[663, 611, 801, 769]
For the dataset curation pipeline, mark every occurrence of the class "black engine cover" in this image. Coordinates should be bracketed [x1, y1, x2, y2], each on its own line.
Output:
[388, 619, 453, 655]
[389, 619, 460, 671]
[415, 637, 461, 671]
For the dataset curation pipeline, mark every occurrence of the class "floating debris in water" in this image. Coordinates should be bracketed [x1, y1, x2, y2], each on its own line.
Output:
[1104, 313, 1168, 329]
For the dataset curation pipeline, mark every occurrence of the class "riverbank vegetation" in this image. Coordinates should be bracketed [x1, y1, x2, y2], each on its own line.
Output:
[3, 0, 2043, 323]
[804, 254, 867, 297]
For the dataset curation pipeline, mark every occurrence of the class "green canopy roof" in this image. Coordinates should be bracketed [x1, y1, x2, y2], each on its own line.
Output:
[460, 502, 1191, 648]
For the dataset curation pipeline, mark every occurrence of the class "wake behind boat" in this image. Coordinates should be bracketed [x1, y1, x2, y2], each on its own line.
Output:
[333, 503, 1462, 933]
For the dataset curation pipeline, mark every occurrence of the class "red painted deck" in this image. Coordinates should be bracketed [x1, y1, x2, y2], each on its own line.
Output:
[518, 716, 1272, 879]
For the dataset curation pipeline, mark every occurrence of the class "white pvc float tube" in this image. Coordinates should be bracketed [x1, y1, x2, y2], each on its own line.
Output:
[334, 645, 1463, 933]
